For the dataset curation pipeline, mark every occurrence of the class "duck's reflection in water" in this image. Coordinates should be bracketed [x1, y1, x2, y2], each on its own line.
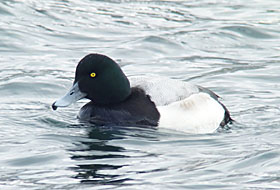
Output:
[69, 124, 158, 185]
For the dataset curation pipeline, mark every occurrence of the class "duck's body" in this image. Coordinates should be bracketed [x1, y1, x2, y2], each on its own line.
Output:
[52, 54, 232, 134]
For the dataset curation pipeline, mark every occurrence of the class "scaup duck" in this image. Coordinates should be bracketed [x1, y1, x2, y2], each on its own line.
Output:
[52, 54, 232, 133]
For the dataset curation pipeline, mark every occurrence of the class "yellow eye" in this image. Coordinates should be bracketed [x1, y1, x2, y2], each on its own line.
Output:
[90, 72, 96, 78]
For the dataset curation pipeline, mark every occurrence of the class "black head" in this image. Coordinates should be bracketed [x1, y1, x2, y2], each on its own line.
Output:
[74, 54, 131, 105]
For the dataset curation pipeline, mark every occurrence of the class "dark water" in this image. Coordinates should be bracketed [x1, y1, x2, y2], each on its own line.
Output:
[1, 0, 280, 189]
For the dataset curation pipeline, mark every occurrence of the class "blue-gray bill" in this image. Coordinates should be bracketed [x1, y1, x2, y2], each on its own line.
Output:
[52, 82, 86, 110]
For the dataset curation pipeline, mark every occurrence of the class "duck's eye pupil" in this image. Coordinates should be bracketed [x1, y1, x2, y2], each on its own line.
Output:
[90, 72, 96, 78]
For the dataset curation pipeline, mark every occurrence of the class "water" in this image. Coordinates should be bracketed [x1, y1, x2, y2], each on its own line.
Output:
[1, 0, 280, 189]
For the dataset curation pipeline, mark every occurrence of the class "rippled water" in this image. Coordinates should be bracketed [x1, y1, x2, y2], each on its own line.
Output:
[1, 0, 280, 189]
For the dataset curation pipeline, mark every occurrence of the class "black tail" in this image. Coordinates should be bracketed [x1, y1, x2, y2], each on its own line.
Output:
[220, 103, 233, 127]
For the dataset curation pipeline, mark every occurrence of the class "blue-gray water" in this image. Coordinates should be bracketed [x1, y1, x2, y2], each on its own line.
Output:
[1, 0, 280, 189]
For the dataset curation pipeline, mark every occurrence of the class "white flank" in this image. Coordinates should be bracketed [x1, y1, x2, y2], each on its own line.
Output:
[157, 92, 225, 134]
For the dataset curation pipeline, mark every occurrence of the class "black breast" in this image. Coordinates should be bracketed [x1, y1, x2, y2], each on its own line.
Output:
[78, 87, 160, 126]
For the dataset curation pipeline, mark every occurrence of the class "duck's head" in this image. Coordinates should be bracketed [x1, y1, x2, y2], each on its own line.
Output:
[52, 54, 131, 110]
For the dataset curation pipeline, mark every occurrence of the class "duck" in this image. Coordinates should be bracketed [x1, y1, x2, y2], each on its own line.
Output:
[52, 53, 232, 134]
